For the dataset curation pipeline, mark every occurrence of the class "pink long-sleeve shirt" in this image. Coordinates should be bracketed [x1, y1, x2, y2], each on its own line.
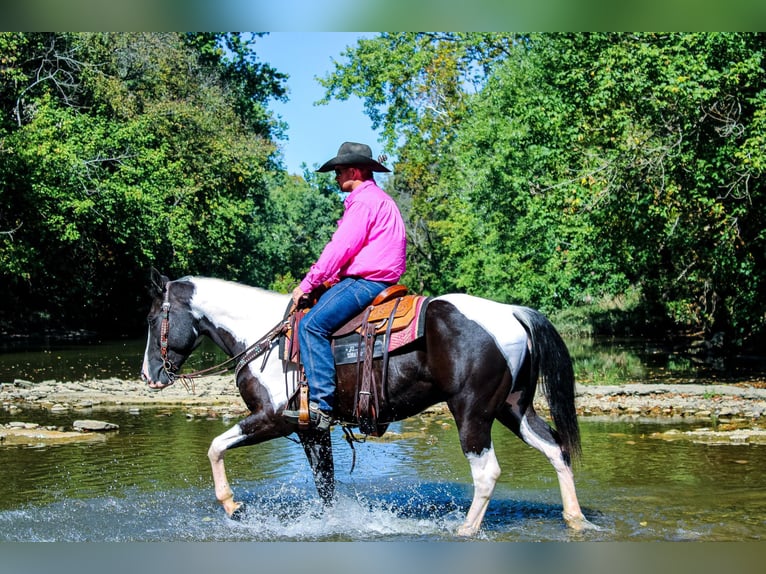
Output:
[298, 180, 407, 294]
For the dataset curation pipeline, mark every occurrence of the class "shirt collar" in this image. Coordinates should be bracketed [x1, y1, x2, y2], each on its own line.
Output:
[344, 179, 375, 208]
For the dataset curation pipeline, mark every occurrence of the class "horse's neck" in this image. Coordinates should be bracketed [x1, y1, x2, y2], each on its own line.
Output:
[189, 278, 289, 355]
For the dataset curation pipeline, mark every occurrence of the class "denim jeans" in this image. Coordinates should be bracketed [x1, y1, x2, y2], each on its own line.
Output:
[298, 277, 389, 413]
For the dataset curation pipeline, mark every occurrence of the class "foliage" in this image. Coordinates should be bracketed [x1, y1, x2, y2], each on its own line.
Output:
[322, 32, 766, 347]
[259, 168, 344, 293]
[319, 33, 520, 293]
[2, 32, 765, 352]
[0, 33, 294, 335]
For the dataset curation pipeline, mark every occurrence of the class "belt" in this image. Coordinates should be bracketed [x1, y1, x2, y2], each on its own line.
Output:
[341, 275, 394, 286]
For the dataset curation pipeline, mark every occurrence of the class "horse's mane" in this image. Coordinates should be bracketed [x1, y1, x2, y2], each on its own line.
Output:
[179, 275, 278, 297]
[180, 276, 289, 330]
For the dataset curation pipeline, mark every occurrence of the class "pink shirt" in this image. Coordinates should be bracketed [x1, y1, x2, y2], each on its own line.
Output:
[299, 180, 407, 293]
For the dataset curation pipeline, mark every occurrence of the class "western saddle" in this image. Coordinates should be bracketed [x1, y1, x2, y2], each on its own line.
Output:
[282, 284, 427, 435]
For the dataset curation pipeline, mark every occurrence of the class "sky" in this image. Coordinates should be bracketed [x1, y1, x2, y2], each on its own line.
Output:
[253, 32, 385, 176]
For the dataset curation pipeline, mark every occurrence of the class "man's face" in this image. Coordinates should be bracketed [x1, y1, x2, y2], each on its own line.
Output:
[334, 166, 357, 192]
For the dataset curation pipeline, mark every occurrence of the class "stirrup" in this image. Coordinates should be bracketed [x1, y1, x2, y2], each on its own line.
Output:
[283, 402, 332, 432]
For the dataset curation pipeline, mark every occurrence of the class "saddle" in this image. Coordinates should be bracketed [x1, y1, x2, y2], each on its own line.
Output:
[281, 284, 430, 435]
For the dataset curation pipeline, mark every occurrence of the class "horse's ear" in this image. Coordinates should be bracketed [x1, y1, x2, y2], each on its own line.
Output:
[149, 267, 169, 298]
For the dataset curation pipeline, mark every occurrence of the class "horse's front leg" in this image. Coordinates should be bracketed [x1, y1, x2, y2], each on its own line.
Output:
[298, 428, 335, 504]
[207, 424, 248, 518]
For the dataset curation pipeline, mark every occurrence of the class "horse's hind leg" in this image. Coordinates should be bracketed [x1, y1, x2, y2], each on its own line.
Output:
[497, 400, 590, 530]
[298, 428, 335, 504]
[460, 441, 502, 536]
[449, 408, 501, 537]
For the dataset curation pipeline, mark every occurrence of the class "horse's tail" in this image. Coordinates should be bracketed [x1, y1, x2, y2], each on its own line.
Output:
[512, 306, 581, 461]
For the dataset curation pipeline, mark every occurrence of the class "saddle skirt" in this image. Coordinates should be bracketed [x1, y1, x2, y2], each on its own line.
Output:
[332, 293, 429, 364]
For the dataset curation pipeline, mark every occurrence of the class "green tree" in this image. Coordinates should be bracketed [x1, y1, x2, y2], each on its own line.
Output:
[0, 32, 286, 335]
[259, 168, 344, 292]
[321, 32, 766, 347]
[319, 33, 520, 293]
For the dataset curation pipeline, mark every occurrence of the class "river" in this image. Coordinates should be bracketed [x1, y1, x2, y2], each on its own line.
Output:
[1, 336, 765, 542]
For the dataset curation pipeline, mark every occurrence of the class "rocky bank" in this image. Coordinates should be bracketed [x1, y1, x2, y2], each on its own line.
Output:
[2, 376, 766, 445]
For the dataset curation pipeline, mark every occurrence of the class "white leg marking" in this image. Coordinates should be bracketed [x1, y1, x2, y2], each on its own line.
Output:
[458, 445, 501, 537]
[208, 424, 246, 516]
[519, 414, 589, 528]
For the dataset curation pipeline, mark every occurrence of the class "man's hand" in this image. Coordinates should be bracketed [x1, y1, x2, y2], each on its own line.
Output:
[291, 286, 306, 309]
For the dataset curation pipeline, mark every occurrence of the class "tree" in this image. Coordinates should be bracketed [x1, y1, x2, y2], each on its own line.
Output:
[0, 32, 287, 335]
[320, 32, 766, 346]
[319, 32, 520, 292]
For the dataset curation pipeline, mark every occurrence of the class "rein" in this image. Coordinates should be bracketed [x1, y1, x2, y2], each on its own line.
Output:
[158, 289, 289, 392]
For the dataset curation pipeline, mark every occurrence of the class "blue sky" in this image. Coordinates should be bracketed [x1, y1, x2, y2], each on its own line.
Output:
[254, 32, 385, 175]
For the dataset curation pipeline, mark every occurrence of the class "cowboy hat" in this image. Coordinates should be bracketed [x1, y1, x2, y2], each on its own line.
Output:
[316, 142, 390, 173]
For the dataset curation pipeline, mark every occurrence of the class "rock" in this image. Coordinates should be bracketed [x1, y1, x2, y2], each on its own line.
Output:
[72, 419, 119, 432]
[1, 427, 108, 446]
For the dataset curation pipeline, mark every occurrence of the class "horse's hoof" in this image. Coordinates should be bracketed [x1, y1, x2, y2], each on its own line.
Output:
[229, 502, 247, 521]
[566, 514, 601, 531]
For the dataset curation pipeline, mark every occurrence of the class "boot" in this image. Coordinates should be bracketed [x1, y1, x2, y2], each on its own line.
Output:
[283, 401, 332, 431]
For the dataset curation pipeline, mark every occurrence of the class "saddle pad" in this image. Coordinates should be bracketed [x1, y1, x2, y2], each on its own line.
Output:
[333, 294, 425, 338]
[332, 296, 430, 365]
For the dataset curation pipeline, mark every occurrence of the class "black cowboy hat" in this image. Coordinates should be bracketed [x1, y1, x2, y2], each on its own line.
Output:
[316, 141, 390, 173]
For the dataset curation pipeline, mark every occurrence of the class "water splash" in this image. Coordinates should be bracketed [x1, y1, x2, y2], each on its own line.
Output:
[0, 480, 475, 542]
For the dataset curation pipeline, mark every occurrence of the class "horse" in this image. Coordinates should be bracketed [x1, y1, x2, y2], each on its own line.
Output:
[141, 269, 594, 536]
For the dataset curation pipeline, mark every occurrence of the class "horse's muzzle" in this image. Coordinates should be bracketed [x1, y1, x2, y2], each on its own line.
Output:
[140, 370, 174, 391]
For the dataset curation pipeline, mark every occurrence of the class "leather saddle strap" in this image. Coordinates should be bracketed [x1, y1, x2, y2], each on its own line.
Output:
[379, 297, 402, 407]
[353, 306, 372, 403]
[356, 318, 375, 422]
[298, 382, 310, 429]
[356, 297, 401, 432]
[355, 307, 376, 426]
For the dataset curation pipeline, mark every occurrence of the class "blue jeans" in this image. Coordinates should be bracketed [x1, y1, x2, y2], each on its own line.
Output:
[298, 277, 389, 413]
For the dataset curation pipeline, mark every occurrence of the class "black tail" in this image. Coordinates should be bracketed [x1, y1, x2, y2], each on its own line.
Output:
[513, 306, 581, 460]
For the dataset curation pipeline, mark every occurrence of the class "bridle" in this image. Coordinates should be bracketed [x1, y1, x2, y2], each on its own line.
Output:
[156, 286, 289, 392]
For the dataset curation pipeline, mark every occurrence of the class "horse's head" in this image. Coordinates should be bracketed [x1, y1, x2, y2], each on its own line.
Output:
[141, 268, 201, 389]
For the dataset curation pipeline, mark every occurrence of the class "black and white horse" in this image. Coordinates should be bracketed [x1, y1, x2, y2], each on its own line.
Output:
[141, 270, 594, 535]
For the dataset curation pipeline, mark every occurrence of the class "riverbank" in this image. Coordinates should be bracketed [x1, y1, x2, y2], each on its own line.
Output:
[3, 377, 766, 446]
[3, 375, 766, 424]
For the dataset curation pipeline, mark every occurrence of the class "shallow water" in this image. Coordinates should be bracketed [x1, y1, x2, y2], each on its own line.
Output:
[1, 406, 764, 542]
[2, 335, 765, 541]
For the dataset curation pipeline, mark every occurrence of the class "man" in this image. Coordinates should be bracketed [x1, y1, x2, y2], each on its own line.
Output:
[282, 142, 407, 431]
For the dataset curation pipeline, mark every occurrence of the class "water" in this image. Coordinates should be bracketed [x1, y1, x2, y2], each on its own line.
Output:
[1, 337, 766, 541]
[1, 405, 765, 541]
[0, 338, 224, 383]
[3, 335, 765, 386]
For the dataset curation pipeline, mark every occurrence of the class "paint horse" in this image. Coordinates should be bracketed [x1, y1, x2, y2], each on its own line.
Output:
[141, 270, 594, 536]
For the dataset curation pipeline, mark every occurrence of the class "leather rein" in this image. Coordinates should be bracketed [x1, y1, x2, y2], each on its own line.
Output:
[157, 288, 289, 392]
